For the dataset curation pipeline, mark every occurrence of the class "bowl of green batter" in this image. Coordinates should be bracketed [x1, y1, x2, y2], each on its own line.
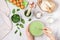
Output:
[29, 20, 44, 36]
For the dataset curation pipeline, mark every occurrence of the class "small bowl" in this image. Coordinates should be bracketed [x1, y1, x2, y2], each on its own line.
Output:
[24, 9, 33, 18]
[34, 11, 42, 19]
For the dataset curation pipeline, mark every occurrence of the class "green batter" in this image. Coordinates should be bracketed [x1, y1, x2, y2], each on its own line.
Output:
[29, 21, 44, 36]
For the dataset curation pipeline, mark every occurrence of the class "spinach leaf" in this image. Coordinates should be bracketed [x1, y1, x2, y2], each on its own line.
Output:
[28, 18, 31, 21]
[17, 9, 20, 11]
[20, 24, 24, 28]
[21, 18, 25, 24]
[12, 9, 15, 14]
[20, 32, 22, 36]
[15, 30, 18, 34]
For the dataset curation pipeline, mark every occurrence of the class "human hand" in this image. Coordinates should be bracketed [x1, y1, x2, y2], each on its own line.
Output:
[43, 27, 56, 40]
[26, 26, 34, 40]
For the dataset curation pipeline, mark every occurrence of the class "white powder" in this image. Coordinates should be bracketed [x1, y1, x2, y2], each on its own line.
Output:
[47, 18, 54, 24]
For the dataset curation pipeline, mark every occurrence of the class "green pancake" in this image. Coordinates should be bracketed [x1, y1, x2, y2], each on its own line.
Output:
[29, 21, 44, 36]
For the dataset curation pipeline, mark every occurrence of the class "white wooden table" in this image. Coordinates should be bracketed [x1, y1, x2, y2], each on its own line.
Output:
[0, 0, 60, 40]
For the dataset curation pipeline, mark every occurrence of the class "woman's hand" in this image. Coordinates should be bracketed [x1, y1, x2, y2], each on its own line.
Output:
[26, 26, 56, 40]
[26, 26, 34, 40]
[43, 27, 56, 40]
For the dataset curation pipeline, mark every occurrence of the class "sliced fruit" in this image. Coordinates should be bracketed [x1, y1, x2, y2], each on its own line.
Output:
[19, 0, 23, 3]
[9, 0, 28, 9]
[16, 2, 21, 7]
[20, 5, 25, 9]
[13, 0, 17, 5]
[9, 0, 13, 2]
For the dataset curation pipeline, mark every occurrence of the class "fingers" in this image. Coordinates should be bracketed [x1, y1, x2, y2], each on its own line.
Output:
[43, 27, 52, 34]
[26, 26, 31, 36]
[26, 25, 30, 34]
[43, 27, 56, 40]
